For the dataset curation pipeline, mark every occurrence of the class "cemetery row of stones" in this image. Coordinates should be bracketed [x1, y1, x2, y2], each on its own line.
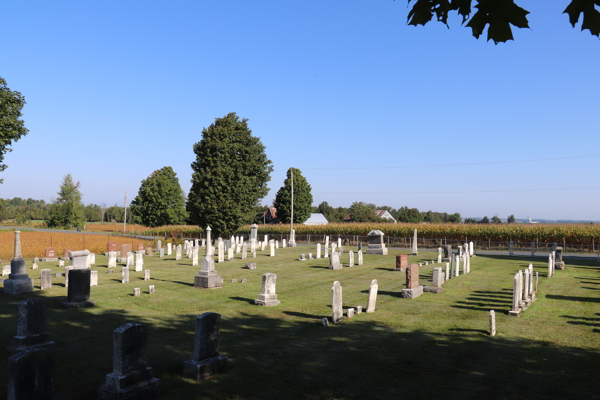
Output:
[3, 228, 564, 398]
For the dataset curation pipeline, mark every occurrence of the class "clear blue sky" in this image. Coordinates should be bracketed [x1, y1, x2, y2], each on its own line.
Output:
[2, 1, 599, 220]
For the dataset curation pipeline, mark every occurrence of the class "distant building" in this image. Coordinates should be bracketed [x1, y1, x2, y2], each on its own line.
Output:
[343, 210, 396, 223]
[303, 213, 328, 225]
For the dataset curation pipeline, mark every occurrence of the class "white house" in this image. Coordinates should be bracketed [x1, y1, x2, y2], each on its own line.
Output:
[303, 213, 329, 225]
[375, 210, 396, 223]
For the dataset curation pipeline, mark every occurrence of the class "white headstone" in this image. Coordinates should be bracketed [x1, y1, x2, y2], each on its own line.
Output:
[366, 279, 378, 313]
[332, 281, 343, 323]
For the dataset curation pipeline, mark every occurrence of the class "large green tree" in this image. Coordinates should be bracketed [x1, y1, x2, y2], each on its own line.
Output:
[273, 168, 313, 224]
[131, 166, 187, 227]
[47, 174, 86, 228]
[187, 113, 273, 237]
[0, 77, 29, 184]
[406, 1, 600, 44]
[348, 201, 380, 222]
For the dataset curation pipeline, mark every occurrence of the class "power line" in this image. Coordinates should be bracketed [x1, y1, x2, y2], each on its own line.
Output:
[313, 186, 600, 195]
[302, 154, 600, 170]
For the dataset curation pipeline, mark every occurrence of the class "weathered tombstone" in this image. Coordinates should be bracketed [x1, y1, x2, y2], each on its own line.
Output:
[316, 243, 321, 259]
[58, 259, 65, 267]
[133, 288, 140, 297]
[69, 250, 90, 269]
[251, 223, 258, 242]
[167, 243, 172, 256]
[252, 247, 256, 258]
[90, 270, 98, 286]
[454, 255, 460, 277]
[89, 253, 96, 265]
[148, 285, 155, 294]
[299, 254, 306, 261]
[400, 264, 423, 299]
[269, 241, 275, 257]
[547, 254, 553, 278]
[8, 348, 56, 400]
[32, 261, 38, 270]
[356, 305, 362, 314]
[432, 267, 444, 287]
[194, 247, 222, 289]
[218, 241, 225, 263]
[135, 251, 144, 272]
[282, 239, 286, 248]
[242, 244, 248, 259]
[469, 241, 474, 256]
[4, 231, 34, 295]
[107, 242, 118, 253]
[159, 248, 164, 258]
[489, 310, 496, 336]
[445, 262, 450, 281]
[437, 247, 443, 263]
[98, 323, 160, 399]
[411, 229, 418, 255]
[347, 308, 355, 318]
[324, 243, 329, 258]
[443, 245, 452, 261]
[156, 240, 161, 252]
[40, 269, 53, 290]
[9, 299, 56, 354]
[367, 230, 388, 255]
[555, 246, 565, 270]
[245, 262, 256, 270]
[308, 253, 313, 260]
[332, 281, 343, 323]
[255, 273, 280, 306]
[183, 313, 228, 381]
[275, 240, 279, 249]
[121, 267, 129, 284]
[321, 318, 329, 327]
[119, 244, 132, 264]
[329, 252, 343, 270]
[145, 247, 153, 257]
[509, 273, 521, 317]
[289, 229, 297, 247]
[105, 251, 116, 269]
[144, 270, 151, 281]
[395, 254, 408, 271]
[358, 250, 364, 266]
[192, 246, 199, 266]
[136, 243, 145, 252]
[62, 270, 96, 308]
[366, 279, 378, 313]
[348, 251, 354, 267]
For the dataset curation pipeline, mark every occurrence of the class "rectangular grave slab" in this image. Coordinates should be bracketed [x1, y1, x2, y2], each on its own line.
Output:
[183, 313, 228, 381]
[255, 273, 280, 306]
[8, 348, 56, 400]
[395, 254, 408, 271]
[9, 298, 56, 354]
[62, 269, 96, 308]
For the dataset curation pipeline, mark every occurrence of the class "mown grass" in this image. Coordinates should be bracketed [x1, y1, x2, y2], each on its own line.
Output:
[0, 246, 598, 399]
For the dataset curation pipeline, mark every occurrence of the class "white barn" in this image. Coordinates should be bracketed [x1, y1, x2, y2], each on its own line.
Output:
[303, 213, 329, 226]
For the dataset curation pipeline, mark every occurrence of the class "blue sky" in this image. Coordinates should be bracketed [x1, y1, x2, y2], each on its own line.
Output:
[1, 1, 599, 220]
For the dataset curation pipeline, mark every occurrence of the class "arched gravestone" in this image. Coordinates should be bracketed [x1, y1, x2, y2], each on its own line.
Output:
[98, 323, 160, 399]
[8, 348, 56, 400]
[183, 312, 228, 381]
[8, 298, 56, 354]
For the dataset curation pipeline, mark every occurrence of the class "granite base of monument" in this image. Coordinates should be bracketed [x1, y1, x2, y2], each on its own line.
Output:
[4, 278, 34, 294]
[194, 274, 222, 289]
[61, 300, 96, 308]
[400, 286, 423, 299]
[8, 334, 56, 354]
[555, 262, 565, 270]
[394, 267, 407, 272]
[508, 310, 521, 317]
[254, 298, 280, 306]
[41, 258, 58, 262]
[98, 376, 160, 400]
[183, 356, 228, 381]
[367, 248, 388, 255]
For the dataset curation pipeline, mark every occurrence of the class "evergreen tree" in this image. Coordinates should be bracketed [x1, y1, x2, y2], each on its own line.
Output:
[131, 166, 187, 227]
[187, 113, 273, 237]
[47, 174, 85, 228]
[273, 168, 313, 224]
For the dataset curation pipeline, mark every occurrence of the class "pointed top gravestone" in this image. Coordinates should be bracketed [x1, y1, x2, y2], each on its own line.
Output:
[4, 230, 33, 295]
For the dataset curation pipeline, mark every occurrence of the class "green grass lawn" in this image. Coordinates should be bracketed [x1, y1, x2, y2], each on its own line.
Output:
[1, 246, 598, 399]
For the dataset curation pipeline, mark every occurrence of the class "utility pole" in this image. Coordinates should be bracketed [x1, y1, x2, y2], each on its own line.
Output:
[290, 168, 294, 235]
[123, 189, 128, 233]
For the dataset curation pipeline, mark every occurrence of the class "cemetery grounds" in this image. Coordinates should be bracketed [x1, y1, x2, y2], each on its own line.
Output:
[0, 245, 598, 399]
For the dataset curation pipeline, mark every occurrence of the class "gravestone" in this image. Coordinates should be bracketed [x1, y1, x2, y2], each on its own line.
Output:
[107, 242, 118, 253]
[144, 270, 151, 281]
[282, 239, 286, 248]
[242, 244, 248, 259]
[121, 267, 129, 284]
[192, 246, 199, 266]
[366, 279, 378, 313]
[160, 248, 164, 258]
[69, 250, 90, 269]
[119, 245, 132, 264]
[135, 251, 144, 272]
[275, 240, 279, 249]
[317, 243, 321, 259]
[299, 254, 306, 261]
[324, 243, 329, 258]
[443, 245, 451, 261]
[411, 229, 419, 255]
[148, 285, 155, 294]
[251, 223, 258, 242]
[321, 318, 329, 327]
[395, 254, 408, 271]
[509, 273, 521, 316]
[347, 308, 355, 318]
[156, 240, 161, 252]
[89, 253, 96, 264]
[32, 260, 39, 270]
[98, 323, 160, 399]
[437, 247, 443, 263]
[133, 288, 140, 297]
[367, 230, 388, 255]
[8, 298, 56, 354]
[58, 260, 65, 267]
[469, 241, 475, 256]
[218, 242, 225, 263]
[245, 262, 256, 270]
[108, 252, 117, 269]
[358, 250, 364, 266]
[356, 306, 362, 314]
[194, 242, 222, 289]
[176, 245, 182, 260]
[554, 246, 565, 270]
[400, 264, 423, 299]
[136, 243, 145, 251]
[269, 241, 275, 257]
[308, 253, 313, 260]
[329, 252, 343, 270]
[125, 253, 134, 269]
[255, 273, 280, 306]
[332, 281, 343, 323]
[289, 229, 297, 247]
[8, 348, 56, 400]
[167, 243, 172, 256]
[4, 231, 34, 295]
[183, 313, 228, 381]
[445, 262, 450, 282]
[489, 310, 496, 336]
[62, 269, 96, 308]
[40, 269, 53, 290]
[90, 270, 98, 286]
[348, 251, 354, 266]
[42, 247, 57, 262]
[145, 248, 153, 257]
[432, 267, 444, 287]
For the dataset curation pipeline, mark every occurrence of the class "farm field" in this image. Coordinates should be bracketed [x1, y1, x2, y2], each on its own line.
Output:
[0, 230, 152, 260]
[0, 246, 598, 399]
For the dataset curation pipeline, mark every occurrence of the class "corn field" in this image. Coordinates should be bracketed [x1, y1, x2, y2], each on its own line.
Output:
[0, 231, 153, 260]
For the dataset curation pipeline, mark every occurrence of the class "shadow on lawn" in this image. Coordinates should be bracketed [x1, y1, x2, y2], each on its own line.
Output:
[1, 291, 600, 400]
[546, 295, 600, 303]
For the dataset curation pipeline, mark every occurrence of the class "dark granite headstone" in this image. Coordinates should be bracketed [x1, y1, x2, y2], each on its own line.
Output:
[9, 299, 56, 353]
[98, 323, 160, 399]
[8, 348, 56, 400]
[443, 245, 452, 261]
[61, 269, 95, 308]
[183, 312, 228, 381]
